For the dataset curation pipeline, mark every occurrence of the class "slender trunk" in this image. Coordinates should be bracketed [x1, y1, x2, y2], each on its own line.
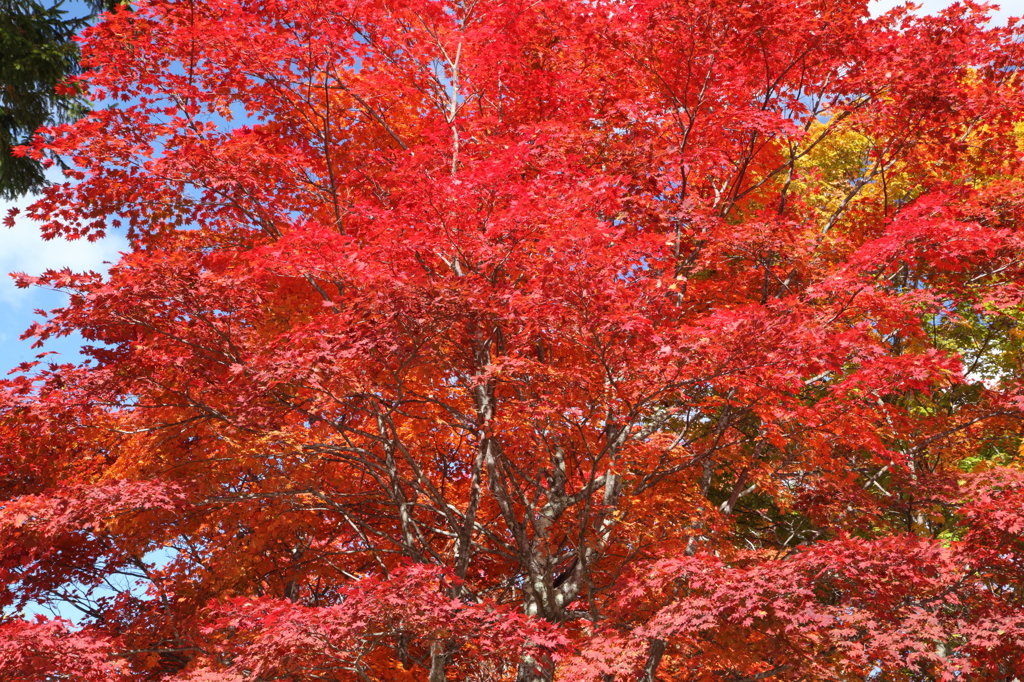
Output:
[641, 639, 667, 682]
[515, 654, 552, 682]
[429, 641, 449, 682]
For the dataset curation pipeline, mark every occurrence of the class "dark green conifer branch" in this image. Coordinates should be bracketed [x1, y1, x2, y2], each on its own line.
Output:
[1, 0, 117, 199]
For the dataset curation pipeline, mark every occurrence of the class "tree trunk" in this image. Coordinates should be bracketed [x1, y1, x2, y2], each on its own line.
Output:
[428, 641, 449, 682]
[641, 638, 667, 682]
[515, 653, 553, 682]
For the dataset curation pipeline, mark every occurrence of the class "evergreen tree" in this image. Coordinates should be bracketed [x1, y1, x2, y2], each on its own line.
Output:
[0, 0, 113, 199]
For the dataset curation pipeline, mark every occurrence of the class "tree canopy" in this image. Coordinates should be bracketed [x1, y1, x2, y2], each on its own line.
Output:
[3, 0, 1024, 680]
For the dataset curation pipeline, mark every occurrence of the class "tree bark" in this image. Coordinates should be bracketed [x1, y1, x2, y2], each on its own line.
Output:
[428, 641, 449, 682]
[641, 638, 667, 682]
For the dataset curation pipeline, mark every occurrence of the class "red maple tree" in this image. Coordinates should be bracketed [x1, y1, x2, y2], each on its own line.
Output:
[3, 0, 1024, 679]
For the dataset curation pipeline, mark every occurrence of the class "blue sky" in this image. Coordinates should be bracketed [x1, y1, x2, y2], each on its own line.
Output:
[1, 0, 1023, 376]
[0, 175, 127, 372]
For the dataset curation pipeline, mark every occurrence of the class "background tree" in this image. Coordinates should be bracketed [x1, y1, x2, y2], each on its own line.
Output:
[2, 0, 1024, 680]
[0, 0, 117, 198]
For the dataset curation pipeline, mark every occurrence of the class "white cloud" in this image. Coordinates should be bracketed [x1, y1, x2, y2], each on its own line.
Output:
[0, 177, 127, 370]
[0, 190, 127, 308]
[869, 0, 1024, 24]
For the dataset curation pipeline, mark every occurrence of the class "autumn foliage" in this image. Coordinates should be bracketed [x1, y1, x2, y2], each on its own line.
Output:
[3, 0, 1024, 679]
